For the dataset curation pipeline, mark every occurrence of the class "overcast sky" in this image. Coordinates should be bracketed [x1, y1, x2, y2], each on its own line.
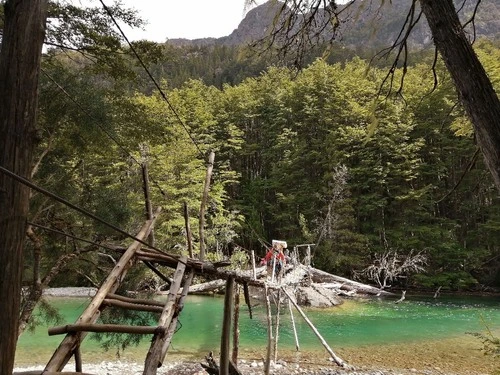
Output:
[90, 0, 266, 42]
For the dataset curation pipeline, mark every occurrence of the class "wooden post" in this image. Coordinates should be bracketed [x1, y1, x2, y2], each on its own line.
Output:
[243, 283, 253, 319]
[74, 343, 82, 373]
[271, 256, 276, 283]
[232, 283, 240, 364]
[220, 276, 235, 375]
[251, 250, 256, 280]
[273, 290, 281, 362]
[159, 269, 195, 366]
[264, 286, 273, 375]
[199, 151, 215, 261]
[143, 256, 187, 374]
[141, 160, 155, 247]
[44, 210, 161, 372]
[288, 299, 300, 351]
[281, 287, 347, 368]
[183, 202, 194, 258]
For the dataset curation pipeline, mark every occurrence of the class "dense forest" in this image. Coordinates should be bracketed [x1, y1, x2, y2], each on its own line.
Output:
[24, 33, 500, 296]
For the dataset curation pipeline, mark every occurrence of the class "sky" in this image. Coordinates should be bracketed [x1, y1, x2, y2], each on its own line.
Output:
[94, 0, 266, 42]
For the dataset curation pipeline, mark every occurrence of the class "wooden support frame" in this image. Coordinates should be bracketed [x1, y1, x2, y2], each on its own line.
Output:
[44, 209, 161, 372]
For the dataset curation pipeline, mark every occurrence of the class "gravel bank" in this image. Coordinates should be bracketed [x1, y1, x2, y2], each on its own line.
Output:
[14, 358, 490, 375]
[42, 287, 97, 297]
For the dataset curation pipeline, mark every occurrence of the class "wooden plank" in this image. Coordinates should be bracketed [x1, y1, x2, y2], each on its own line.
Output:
[44, 209, 161, 372]
[48, 324, 165, 336]
[143, 256, 187, 374]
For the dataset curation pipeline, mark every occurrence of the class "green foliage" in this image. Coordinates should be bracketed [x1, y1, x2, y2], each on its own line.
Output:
[27, 26, 500, 294]
[26, 298, 63, 334]
[92, 306, 157, 356]
[467, 316, 500, 367]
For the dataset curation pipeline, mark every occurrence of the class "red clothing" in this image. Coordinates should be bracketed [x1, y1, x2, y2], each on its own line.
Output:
[263, 248, 285, 264]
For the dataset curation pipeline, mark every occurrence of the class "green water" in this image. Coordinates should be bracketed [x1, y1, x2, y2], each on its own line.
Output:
[15, 294, 500, 365]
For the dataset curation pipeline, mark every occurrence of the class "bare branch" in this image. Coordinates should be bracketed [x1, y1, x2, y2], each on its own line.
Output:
[355, 250, 427, 289]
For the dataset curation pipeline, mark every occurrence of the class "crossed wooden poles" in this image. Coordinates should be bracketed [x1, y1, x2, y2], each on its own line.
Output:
[15, 208, 349, 375]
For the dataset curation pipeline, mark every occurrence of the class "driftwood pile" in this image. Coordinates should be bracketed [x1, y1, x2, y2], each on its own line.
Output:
[183, 263, 393, 308]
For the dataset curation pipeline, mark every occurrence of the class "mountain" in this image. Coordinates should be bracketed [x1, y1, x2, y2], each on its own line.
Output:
[167, 0, 500, 50]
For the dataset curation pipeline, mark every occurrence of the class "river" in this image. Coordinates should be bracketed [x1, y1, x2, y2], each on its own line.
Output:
[15, 294, 500, 373]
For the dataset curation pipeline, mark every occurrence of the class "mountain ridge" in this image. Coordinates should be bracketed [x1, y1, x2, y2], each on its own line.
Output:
[166, 0, 500, 49]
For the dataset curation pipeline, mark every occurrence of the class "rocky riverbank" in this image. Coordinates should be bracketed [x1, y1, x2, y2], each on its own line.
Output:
[13, 358, 492, 375]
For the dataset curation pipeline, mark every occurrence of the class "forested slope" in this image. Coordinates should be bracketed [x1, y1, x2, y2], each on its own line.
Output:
[27, 37, 500, 294]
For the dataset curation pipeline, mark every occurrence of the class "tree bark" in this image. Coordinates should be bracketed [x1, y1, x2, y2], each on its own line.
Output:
[420, 0, 500, 190]
[0, 0, 48, 373]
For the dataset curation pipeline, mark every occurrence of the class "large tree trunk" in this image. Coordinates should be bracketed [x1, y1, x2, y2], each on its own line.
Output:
[0, 0, 48, 373]
[420, 0, 500, 190]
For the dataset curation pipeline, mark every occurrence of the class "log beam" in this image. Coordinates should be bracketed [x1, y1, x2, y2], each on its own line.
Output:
[143, 256, 187, 374]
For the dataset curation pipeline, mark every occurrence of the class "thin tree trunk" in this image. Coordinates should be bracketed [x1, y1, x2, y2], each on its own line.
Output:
[141, 160, 155, 246]
[199, 151, 215, 261]
[420, 0, 500, 191]
[0, 3, 48, 371]
[184, 202, 194, 258]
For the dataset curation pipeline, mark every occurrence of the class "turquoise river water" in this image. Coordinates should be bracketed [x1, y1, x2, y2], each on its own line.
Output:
[15, 294, 500, 372]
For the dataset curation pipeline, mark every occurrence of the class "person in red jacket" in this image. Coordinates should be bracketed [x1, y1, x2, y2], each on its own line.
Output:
[261, 243, 286, 280]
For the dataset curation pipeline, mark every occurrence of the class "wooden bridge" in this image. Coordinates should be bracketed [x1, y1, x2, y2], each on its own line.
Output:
[14, 207, 391, 375]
